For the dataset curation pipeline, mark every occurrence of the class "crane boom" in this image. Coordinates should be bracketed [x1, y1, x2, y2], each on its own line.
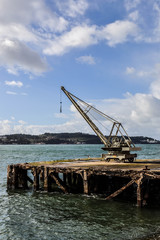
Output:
[61, 86, 108, 145]
[61, 86, 141, 162]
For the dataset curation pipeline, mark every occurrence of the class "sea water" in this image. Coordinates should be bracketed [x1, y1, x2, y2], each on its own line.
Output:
[0, 144, 160, 240]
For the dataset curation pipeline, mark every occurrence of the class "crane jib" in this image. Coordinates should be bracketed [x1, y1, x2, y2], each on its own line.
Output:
[61, 86, 141, 162]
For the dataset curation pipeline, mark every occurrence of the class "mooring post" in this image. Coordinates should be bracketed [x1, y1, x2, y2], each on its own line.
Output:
[83, 170, 89, 194]
[44, 167, 49, 191]
[33, 168, 39, 191]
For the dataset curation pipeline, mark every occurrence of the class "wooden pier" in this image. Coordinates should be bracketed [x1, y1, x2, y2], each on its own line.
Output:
[7, 158, 160, 207]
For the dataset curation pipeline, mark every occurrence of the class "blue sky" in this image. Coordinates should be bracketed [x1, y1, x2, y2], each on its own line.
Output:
[1, 0, 160, 138]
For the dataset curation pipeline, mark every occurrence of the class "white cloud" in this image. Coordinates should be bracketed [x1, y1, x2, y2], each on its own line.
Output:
[44, 25, 98, 55]
[6, 91, 17, 95]
[100, 20, 139, 46]
[0, 0, 159, 74]
[0, 0, 68, 75]
[76, 55, 95, 65]
[56, 0, 88, 18]
[44, 20, 140, 55]
[0, 0, 68, 33]
[5, 81, 23, 88]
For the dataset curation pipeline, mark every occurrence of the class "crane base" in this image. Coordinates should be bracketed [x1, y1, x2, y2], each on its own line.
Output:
[101, 152, 137, 163]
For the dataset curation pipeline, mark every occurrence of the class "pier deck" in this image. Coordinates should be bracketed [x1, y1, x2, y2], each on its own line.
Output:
[7, 158, 160, 207]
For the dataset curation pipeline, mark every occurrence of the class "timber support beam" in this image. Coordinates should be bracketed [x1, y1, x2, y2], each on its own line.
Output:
[50, 172, 68, 193]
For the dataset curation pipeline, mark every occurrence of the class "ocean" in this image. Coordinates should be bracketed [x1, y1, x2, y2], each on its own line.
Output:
[0, 144, 160, 240]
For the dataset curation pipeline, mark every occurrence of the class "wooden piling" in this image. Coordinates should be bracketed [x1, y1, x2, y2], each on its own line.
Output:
[40, 168, 44, 182]
[83, 170, 89, 194]
[44, 167, 49, 191]
[33, 168, 39, 191]
[135, 174, 144, 207]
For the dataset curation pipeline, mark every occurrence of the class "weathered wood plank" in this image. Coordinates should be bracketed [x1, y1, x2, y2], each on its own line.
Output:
[50, 173, 68, 193]
[33, 168, 39, 191]
[44, 167, 49, 191]
[83, 170, 89, 194]
[106, 179, 135, 200]
[144, 172, 160, 179]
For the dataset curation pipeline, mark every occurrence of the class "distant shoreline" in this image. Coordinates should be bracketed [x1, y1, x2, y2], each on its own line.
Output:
[0, 133, 159, 145]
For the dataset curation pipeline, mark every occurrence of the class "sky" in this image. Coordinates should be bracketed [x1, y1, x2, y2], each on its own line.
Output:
[1, 0, 160, 139]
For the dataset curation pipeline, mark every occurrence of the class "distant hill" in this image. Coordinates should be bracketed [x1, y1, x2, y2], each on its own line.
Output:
[0, 133, 159, 145]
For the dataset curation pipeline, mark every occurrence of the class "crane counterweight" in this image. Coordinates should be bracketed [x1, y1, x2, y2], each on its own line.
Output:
[61, 86, 141, 162]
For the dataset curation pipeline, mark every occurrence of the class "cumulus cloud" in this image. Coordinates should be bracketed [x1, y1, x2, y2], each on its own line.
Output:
[5, 80, 23, 88]
[76, 55, 95, 65]
[0, 0, 156, 70]
[0, 0, 68, 33]
[44, 20, 139, 55]
[44, 25, 98, 55]
[0, 0, 159, 75]
[0, 39, 48, 74]
[100, 20, 139, 46]
[0, 0, 68, 75]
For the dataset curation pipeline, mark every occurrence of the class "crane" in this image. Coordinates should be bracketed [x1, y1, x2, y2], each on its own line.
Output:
[61, 86, 141, 162]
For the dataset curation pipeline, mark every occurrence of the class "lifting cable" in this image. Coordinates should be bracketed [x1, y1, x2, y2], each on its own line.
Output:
[78, 101, 111, 134]
[60, 89, 62, 113]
